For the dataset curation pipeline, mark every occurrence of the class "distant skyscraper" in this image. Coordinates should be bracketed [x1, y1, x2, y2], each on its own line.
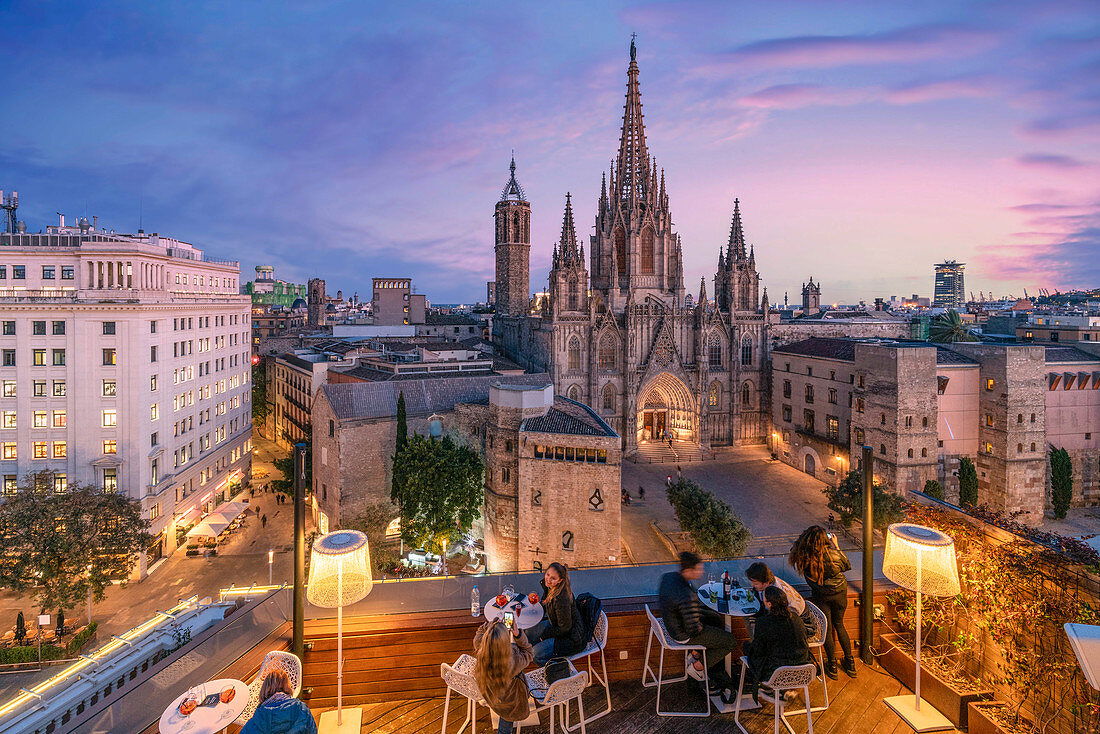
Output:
[933, 260, 966, 308]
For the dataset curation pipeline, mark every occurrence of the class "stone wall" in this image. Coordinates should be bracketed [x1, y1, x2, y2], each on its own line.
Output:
[770, 319, 909, 348]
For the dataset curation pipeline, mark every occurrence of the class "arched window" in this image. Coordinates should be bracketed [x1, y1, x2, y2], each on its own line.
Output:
[741, 382, 752, 407]
[614, 227, 626, 276]
[708, 382, 720, 407]
[708, 333, 722, 369]
[907, 448, 914, 458]
[741, 339, 752, 366]
[601, 383, 616, 413]
[567, 384, 581, 401]
[598, 334, 617, 370]
[568, 276, 579, 310]
[640, 227, 655, 274]
[512, 211, 520, 241]
[567, 336, 581, 371]
[879, 444, 886, 455]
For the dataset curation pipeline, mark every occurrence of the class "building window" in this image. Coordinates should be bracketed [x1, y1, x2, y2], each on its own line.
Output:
[150, 346, 158, 362]
[741, 382, 752, 407]
[803, 409, 815, 433]
[598, 334, 617, 370]
[52, 410, 66, 427]
[858, 374, 865, 388]
[505, 440, 513, 453]
[5, 442, 19, 460]
[1030, 413, 1036, 423]
[102, 379, 117, 397]
[880, 413, 886, 426]
[854, 428, 865, 445]
[32, 321, 45, 335]
[102, 409, 117, 427]
[52, 441, 66, 459]
[32, 380, 45, 397]
[102, 348, 116, 365]
[52, 321, 65, 335]
[13, 266, 24, 279]
[1, 321, 13, 336]
[879, 444, 886, 455]
[33, 410, 46, 428]
[2, 349, 14, 367]
[905, 416, 913, 428]
[985, 414, 994, 427]
[53, 473, 67, 492]
[3, 475, 16, 495]
[52, 380, 65, 397]
[907, 448, 914, 458]
[151, 432, 158, 447]
[567, 337, 581, 371]
[1, 381, 14, 398]
[328, 420, 335, 437]
[985, 378, 995, 391]
[741, 342, 752, 366]
[562, 531, 574, 551]
[805, 384, 814, 404]
[708, 334, 722, 369]
[782, 380, 791, 399]
[826, 416, 839, 440]
[1030, 442, 1036, 451]
[782, 404, 792, 422]
[150, 374, 158, 391]
[1017, 443, 1023, 454]
[32, 349, 45, 366]
[2, 411, 15, 429]
[102, 321, 116, 335]
[601, 383, 616, 412]
[922, 416, 929, 428]
[828, 388, 838, 405]
[52, 349, 66, 366]
[40, 265, 54, 279]
[501, 467, 511, 483]
[101, 439, 118, 454]
[61, 266, 74, 280]
[102, 468, 118, 492]
[709, 382, 720, 407]
[921, 448, 928, 457]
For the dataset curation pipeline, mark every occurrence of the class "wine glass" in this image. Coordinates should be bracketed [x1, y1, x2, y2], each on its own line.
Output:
[503, 583, 515, 599]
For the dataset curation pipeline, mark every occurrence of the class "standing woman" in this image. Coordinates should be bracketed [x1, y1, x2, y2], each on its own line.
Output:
[789, 525, 856, 679]
[527, 562, 585, 664]
[474, 620, 534, 734]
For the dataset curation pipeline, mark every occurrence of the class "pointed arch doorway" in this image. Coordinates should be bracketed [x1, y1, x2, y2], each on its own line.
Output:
[636, 372, 698, 445]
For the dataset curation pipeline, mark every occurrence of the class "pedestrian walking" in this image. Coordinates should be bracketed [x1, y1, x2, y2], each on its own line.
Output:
[666, 475, 672, 488]
[261, 514, 268, 528]
[676, 464, 682, 480]
[638, 485, 645, 501]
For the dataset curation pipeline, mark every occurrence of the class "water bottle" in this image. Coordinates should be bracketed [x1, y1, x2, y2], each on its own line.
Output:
[722, 570, 731, 600]
[471, 585, 480, 617]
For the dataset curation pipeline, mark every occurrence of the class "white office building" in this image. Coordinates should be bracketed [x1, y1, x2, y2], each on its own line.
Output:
[0, 218, 252, 576]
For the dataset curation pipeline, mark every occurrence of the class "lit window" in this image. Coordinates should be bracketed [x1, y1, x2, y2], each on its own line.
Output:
[52, 441, 66, 459]
[52, 410, 66, 428]
[32, 410, 46, 428]
[985, 378, 995, 391]
[53, 473, 67, 492]
[4, 442, 18, 460]
[102, 348, 116, 365]
[103, 440, 117, 454]
[2, 380, 14, 398]
[52, 380, 65, 397]
[102, 468, 117, 492]
[52, 349, 65, 366]
[1, 411, 15, 429]
[32, 380, 46, 397]
[102, 379, 117, 397]
[2, 475, 17, 495]
[32, 349, 45, 366]
[33, 441, 48, 459]
[102, 409, 117, 427]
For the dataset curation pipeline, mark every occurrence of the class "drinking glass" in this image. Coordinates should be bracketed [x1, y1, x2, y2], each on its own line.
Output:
[503, 583, 515, 599]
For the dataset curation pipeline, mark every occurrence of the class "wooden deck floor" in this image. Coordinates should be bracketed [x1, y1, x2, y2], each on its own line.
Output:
[344, 661, 961, 734]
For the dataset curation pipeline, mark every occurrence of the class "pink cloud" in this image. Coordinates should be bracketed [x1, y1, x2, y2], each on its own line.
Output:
[737, 84, 870, 110]
[1015, 153, 1090, 169]
[885, 77, 1004, 104]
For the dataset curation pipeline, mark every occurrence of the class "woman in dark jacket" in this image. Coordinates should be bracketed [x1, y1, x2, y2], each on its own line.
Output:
[789, 525, 855, 679]
[746, 586, 811, 697]
[527, 562, 585, 663]
[240, 669, 316, 734]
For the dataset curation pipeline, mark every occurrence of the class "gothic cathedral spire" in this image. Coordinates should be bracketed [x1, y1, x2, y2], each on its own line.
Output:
[494, 155, 531, 317]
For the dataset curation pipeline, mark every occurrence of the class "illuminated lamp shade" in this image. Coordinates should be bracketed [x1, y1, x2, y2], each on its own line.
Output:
[307, 530, 371, 733]
[882, 523, 960, 732]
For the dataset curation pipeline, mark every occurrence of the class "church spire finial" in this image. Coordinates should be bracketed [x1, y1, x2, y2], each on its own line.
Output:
[727, 197, 746, 261]
[500, 152, 527, 201]
[630, 33, 637, 61]
[613, 34, 650, 207]
[558, 192, 581, 263]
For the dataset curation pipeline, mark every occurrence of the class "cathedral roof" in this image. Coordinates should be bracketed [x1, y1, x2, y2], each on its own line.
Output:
[499, 154, 528, 202]
[521, 397, 618, 437]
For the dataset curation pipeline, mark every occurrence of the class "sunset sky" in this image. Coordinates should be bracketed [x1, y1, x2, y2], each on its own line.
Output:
[2, 0, 1097, 304]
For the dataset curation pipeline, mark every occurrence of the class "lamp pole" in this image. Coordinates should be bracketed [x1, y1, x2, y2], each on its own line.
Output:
[293, 442, 307, 659]
[268, 548, 274, 586]
[860, 444, 875, 665]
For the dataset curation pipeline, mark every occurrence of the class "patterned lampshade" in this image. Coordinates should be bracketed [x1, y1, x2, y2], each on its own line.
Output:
[882, 523, 960, 598]
[306, 530, 372, 608]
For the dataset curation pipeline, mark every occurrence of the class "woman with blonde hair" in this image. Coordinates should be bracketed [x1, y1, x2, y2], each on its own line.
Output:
[474, 619, 534, 734]
[239, 668, 316, 734]
[527, 561, 585, 664]
[789, 525, 855, 680]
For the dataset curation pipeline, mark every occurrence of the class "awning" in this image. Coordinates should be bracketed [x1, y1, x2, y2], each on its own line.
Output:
[186, 519, 231, 538]
[176, 506, 202, 525]
[210, 500, 249, 519]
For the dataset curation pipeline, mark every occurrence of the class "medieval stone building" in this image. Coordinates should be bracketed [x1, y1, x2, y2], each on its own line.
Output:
[493, 39, 772, 458]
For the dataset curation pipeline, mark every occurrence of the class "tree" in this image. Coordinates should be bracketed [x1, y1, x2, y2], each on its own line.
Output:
[391, 434, 483, 554]
[0, 471, 151, 613]
[958, 457, 978, 507]
[251, 361, 270, 427]
[667, 479, 752, 557]
[346, 501, 402, 575]
[923, 479, 945, 500]
[1050, 447, 1073, 519]
[822, 471, 905, 530]
[270, 439, 311, 499]
[929, 310, 979, 343]
[395, 392, 408, 452]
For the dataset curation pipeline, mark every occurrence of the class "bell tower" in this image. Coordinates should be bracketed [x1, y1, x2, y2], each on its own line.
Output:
[494, 155, 532, 317]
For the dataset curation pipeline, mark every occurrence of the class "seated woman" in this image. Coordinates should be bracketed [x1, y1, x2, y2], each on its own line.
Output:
[475, 619, 534, 734]
[240, 668, 316, 734]
[745, 586, 812, 700]
[745, 562, 805, 615]
[526, 562, 585, 664]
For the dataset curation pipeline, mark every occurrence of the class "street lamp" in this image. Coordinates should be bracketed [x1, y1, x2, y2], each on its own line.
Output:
[268, 549, 274, 585]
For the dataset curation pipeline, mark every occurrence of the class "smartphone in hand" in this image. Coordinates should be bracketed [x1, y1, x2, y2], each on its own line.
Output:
[503, 611, 515, 629]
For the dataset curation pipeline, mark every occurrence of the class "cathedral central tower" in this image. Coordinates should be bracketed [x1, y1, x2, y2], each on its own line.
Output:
[590, 37, 685, 311]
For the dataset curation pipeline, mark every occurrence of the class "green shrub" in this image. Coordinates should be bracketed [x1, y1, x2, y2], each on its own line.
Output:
[667, 479, 751, 557]
[958, 457, 978, 507]
[0, 622, 96, 664]
[923, 480, 944, 500]
[822, 471, 905, 529]
[1050, 447, 1073, 519]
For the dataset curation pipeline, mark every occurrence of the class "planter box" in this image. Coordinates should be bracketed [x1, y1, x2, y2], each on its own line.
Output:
[968, 702, 1015, 734]
[880, 633, 993, 729]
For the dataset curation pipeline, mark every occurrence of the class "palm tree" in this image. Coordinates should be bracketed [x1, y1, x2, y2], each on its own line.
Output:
[930, 310, 979, 343]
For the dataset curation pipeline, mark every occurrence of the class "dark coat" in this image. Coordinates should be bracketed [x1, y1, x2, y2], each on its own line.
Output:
[541, 582, 586, 657]
[805, 547, 852, 598]
[239, 693, 317, 734]
[658, 571, 704, 642]
[473, 622, 535, 723]
[747, 608, 812, 685]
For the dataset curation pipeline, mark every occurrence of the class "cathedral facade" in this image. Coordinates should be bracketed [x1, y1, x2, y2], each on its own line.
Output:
[493, 39, 772, 457]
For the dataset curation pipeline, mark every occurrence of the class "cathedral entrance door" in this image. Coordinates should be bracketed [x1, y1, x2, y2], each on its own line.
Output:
[654, 411, 666, 439]
[635, 372, 698, 446]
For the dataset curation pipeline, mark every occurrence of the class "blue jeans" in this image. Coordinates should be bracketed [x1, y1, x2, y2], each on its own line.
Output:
[497, 719, 513, 734]
[526, 619, 556, 664]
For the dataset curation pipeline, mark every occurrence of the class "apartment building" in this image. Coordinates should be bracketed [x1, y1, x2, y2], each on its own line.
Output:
[0, 221, 252, 576]
[771, 338, 1100, 523]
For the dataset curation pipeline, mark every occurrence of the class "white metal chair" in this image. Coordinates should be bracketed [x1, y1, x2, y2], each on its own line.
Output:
[734, 656, 817, 734]
[640, 604, 711, 717]
[440, 654, 484, 734]
[787, 601, 830, 715]
[236, 650, 303, 724]
[520, 667, 589, 734]
[565, 610, 611, 730]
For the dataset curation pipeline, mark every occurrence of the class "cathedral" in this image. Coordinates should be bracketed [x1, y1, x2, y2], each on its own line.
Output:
[493, 39, 772, 458]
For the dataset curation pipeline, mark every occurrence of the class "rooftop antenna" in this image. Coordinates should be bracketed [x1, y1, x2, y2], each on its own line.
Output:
[138, 194, 144, 234]
[0, 190, 18, 233]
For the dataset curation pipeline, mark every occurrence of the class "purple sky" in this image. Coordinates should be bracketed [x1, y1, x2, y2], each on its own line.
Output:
[2, 1, 1098, 304]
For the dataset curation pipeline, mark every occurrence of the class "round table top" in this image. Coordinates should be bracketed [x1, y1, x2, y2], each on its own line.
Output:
[697, 583, 761, 618]
[484, 595, 545, 630]
[159, 678, 249, 734]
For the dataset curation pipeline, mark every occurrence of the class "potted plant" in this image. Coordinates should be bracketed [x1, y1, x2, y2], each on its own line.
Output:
[968, 701, 1040, 734]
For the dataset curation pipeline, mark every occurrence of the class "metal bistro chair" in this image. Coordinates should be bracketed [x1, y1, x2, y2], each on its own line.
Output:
[734, 657, 818, 734]
[236, 650, 303, 724]
[641, 604, 711, 717]
[565, 610, 611, 730]
[522, 667, 589, 734]
[440, 654, 484, 734]
[787, 600, 830, 715]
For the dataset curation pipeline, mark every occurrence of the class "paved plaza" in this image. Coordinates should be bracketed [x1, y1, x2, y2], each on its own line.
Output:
[620, 445, 846, 562]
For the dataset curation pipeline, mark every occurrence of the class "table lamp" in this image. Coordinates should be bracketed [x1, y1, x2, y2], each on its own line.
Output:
[1065, 623, 1100, 691]
[307, 530, 372, 733]
[882, 523, 960, 732]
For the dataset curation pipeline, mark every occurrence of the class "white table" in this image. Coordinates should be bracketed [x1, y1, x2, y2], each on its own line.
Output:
[159, 678, 249, 734]
[484, 595, 545, 631]
[697, 583, 761, 714]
